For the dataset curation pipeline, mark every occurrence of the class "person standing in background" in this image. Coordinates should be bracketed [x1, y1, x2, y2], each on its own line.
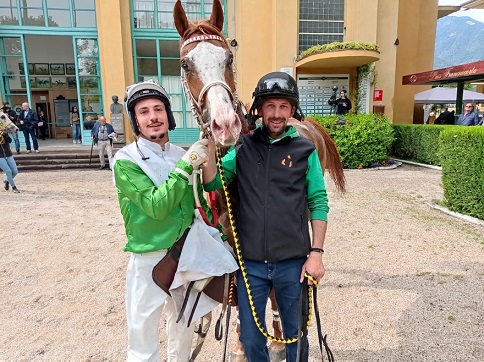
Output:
[457, 103, 479, 126]
[328, 89, 352, 115]
[0, 129, 20, 193]
[91, 116, 116, 170]
[37, 110, 48, 140]
[70, 106, 81, 144]
[18, 102, 39, 154]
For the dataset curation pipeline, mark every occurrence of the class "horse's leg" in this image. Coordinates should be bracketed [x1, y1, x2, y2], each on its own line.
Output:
[230, 308, 247, 362]
[268, 290, 285, 362]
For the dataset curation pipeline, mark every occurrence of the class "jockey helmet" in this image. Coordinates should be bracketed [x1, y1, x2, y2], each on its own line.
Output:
[247, 72, 304, 127]
[124, 79, 176, 135]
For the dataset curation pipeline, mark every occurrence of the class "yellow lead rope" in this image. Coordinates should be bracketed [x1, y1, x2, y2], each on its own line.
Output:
[216, 147, 315, 343]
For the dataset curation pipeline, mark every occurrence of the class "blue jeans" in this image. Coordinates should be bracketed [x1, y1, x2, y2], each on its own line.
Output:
[0, 156, 18, 188]
[237, 257, 309, 362]
[72, 123, 81, 141]
[22, 127, 38, 151]
[10, 132, 20, 152]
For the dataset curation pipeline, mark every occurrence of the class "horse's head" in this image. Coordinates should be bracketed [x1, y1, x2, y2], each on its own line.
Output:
[0, 110, 18, 134]
[174, 0, 245, 147]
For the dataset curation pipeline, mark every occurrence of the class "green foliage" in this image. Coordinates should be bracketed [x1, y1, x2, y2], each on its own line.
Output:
[438, 127, 484, 219]
[354, 64, 376, 114]
[310, 114, 394, 169]
[299, 41, 379, 59]
[391, 124, 457, 165]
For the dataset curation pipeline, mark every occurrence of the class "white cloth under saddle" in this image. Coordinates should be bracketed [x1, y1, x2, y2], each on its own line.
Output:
[170, 209, 239, 325]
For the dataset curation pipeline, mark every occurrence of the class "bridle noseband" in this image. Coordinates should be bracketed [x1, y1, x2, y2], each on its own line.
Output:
[180, 34, 244, 139]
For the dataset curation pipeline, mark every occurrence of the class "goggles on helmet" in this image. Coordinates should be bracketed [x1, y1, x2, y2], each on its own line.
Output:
[255, 77, 298, 96]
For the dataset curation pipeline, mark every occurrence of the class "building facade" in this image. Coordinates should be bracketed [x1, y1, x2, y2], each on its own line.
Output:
[0, 0, 439, 146]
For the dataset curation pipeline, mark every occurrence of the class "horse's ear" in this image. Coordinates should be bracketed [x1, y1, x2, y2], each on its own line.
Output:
[174, 0, 189, 37]
[209, 0, 224, 32]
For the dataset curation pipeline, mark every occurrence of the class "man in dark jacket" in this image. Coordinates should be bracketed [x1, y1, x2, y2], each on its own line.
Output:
[91, 116, 117, 169]
[1, 102, 20, 154]
[18, 102, 39, 153]
[203, 72, 329, 362]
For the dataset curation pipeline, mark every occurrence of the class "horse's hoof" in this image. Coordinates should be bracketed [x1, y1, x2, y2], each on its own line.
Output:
[229, 350, 247, 362]
[269, 342, 285, 362]
[230, 341, 247, 362]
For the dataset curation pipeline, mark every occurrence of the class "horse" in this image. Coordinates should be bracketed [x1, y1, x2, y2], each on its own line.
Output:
[174, 0, 346, 360]
[0, 110, 19, 145]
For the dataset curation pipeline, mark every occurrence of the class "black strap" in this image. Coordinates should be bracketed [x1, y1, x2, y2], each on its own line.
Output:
[313, 286, 335, 362]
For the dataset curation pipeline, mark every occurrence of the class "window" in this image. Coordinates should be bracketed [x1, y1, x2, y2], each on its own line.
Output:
[299, 0, 345, 52]
[0, 0, 96, 28]
[133, 0, 217, 29]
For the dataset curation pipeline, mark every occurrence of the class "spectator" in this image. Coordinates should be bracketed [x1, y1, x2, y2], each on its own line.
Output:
[37, 110, 48, 140]
[91, 116, 116, 170]
[457, 103, 479, 126]
[70, 106, 81, 144]
[0, 130, 20, 193]
[18, 102, 39, 153]
[328, 89, 352, 115]
[1, 102, 20, 154]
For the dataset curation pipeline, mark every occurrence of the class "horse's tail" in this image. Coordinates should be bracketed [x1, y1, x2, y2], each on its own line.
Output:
[305, 118, 346, 193]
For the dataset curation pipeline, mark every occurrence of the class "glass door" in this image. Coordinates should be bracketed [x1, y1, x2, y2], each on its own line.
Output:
[73, 37, 103, 145]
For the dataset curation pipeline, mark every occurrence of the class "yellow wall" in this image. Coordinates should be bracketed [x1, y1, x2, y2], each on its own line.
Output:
[96, 0, 135, 141]
[393, 0, 438, 124]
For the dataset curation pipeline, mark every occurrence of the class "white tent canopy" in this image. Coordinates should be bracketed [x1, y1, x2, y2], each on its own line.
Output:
[414, 87, 484, 104]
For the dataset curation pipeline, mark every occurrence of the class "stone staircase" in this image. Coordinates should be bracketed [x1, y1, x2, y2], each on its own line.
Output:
[14, 148, 118, 172]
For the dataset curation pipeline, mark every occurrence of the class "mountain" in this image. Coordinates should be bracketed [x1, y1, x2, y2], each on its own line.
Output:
[434, 15, 484, 69]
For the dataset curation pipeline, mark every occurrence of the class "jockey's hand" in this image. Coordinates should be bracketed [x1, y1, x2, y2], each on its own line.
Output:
[182, 139, 209, 169]
[300, 252, 325, 285]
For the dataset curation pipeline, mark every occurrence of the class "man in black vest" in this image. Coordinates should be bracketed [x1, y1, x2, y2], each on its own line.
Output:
[203, 72, 330, 362]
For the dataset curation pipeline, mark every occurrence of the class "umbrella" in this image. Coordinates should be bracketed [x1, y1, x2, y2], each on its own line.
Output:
[414, 87, 484, 104]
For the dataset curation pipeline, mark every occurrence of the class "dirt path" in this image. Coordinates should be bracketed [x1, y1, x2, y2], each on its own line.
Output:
[0, 165, 482, 361]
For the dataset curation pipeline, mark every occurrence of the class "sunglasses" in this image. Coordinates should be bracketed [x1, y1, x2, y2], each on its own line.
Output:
[256, 78, 297, 95]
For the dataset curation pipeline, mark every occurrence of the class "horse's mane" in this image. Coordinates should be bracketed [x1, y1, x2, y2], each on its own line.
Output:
[181, 20, 224, 41]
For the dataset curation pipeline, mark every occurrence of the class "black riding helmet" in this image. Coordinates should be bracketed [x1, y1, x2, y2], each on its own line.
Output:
[247, 72, 304, 128]
[124, 80, 176, 135]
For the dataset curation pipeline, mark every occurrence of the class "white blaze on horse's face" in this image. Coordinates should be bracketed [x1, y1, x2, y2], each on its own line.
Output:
[187, 42, 242, 147]
[0, 111, 18, 134]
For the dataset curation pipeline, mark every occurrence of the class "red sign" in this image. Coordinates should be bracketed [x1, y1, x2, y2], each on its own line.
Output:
[402, 60, 484, 85]
[373, 89, 383, 101]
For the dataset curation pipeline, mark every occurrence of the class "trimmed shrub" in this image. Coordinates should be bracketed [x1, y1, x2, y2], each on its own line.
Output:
[310, 114, 394, 169]
[391, 124, 460, 166]
[439, 127, 484, 219]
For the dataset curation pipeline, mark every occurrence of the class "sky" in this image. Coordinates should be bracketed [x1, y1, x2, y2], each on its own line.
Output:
[438, 0, 484, 23]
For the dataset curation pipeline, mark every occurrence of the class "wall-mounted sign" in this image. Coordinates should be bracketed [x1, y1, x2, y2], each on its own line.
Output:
[373, 89, 383, 101]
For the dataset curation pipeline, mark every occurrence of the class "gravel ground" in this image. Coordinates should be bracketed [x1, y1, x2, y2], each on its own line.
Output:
[0, 165, 482, 361]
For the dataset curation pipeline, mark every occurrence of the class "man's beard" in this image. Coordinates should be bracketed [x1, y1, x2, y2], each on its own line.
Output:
[149, 132, 166, 140]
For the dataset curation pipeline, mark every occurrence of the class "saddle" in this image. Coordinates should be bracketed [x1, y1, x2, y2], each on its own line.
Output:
[152, 228, 237, 327]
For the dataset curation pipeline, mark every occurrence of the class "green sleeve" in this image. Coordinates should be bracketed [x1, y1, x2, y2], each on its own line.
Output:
[114, 158, 193, 220]
[204, 146, 237, 191]
[306, 150, 329, 221]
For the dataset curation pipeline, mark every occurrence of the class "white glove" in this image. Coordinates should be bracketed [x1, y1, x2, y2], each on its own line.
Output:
[182, 139, 209, 169]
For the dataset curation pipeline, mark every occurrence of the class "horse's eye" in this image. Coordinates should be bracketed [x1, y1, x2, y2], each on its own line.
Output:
[228, 55, 234, 65]
[181, 60, 190, 72]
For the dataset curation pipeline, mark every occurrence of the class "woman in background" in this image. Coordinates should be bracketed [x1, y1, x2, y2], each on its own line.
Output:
[0, 130, 20, 193]
[70, 106, 81, 144]
[37, 110, 48, 140]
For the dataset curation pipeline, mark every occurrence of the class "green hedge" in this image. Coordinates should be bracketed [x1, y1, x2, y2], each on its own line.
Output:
[391, 124, 460, 166]
[310, 114, 394, 169]
[439, 127, 484, 219]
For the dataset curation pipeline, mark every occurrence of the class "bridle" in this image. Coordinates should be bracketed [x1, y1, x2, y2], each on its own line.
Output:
[180, 34, 245, 139]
